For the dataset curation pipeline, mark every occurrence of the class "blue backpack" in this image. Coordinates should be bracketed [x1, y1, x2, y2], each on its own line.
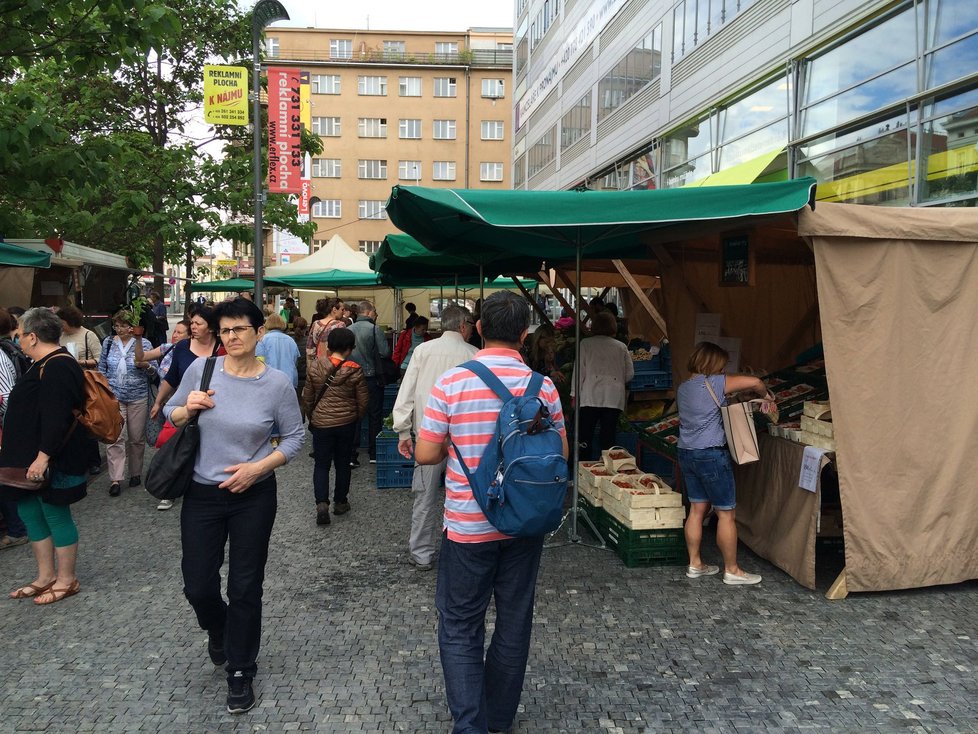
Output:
[451, 360, 569, 537]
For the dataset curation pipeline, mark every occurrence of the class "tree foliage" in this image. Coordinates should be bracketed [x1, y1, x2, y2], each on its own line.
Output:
[0, 0, 319, 294]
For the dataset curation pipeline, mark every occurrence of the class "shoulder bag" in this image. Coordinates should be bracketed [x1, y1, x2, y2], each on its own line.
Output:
[144, 357, 216, 500]
[704, 377, 761, 465]
[371, 326, 399, 386]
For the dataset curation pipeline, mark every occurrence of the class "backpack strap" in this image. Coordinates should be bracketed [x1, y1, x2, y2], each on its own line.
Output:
[460, 360, 514, 403]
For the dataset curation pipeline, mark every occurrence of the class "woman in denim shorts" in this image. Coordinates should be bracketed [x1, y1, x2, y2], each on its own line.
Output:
[676, 342, 772, 586]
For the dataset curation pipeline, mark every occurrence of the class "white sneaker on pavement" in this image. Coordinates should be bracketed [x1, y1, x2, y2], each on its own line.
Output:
[686, 564, 720, 578]
[723, 570, 762, 585]
[157, 499, 174, 511]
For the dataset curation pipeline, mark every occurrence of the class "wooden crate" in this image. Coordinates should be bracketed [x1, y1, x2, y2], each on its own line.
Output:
[600, 474, 682, 509]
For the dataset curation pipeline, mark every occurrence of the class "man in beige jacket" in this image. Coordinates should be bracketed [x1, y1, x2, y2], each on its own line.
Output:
[392, 305, 477, 570]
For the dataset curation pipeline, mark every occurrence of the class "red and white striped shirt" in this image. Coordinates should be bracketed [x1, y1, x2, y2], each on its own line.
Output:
[418, 348, 566, 543]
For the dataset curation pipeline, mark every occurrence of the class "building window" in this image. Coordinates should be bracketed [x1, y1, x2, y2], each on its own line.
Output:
[359, 240, 383, 254]
[312, 200, 341, 218]
[311, 158, 341, 178]
[598, 25, 663, 123]
[480, 162, 504, 181]
[312, 239, 329, 252]
[433, 77, 457, 97]
[514, 154, 526, 188]
[265, 37, 279, 58]
[673, 0, 756, 61]
[435, 41, 459, 55]
[561, 92, 592, 150]
[358, 117, 388, 138]
[358, 200, 387, 219]
[311, 75, 341, 94]
[399, 160, 422, 181]
[399, 118, 422, 139]
[330, 39, 352, 59]
[528, 126, 556, 177]
[433, 119, 457, 140]
[312, 116, 341, 136]
[399, 76, 422, 96]
[358, 159, 388, 179]
[383, 40, 406, 56]
[432, 161, 457, 181]
[481, 120, 505, 140]
[358, 75, 388, 96]
[482, 78, 505, 98]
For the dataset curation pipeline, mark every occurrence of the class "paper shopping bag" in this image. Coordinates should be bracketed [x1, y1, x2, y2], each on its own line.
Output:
[719, 401, 760, 465]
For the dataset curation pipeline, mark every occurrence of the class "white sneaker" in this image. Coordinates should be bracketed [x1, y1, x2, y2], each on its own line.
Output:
[686, 564, 719, 578]
[156, 499, 174, 511]
[723, 570, 762, 585]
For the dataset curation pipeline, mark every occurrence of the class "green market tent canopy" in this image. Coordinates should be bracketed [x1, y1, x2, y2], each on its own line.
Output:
[371, 233, 537, 288]
[0, 241, 52, 268]
[385, 178, 817, 262]
[188, 277, 277, 292]
[270, 269, 381, 289]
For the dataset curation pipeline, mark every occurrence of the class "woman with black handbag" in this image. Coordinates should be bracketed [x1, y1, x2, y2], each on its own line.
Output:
[163, 298, 303, 715]
[301, 327, 368, 525]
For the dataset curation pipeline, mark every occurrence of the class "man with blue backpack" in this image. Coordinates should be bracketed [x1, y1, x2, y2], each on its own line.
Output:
[415, 291, 569, 734]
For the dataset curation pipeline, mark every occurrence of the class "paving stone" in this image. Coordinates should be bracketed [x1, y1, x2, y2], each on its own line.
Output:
[3, 441, 978, 732]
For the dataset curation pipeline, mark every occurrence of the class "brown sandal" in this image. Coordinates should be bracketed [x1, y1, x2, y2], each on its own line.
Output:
[33, 579, 81, 605]
[10, 580, 56, 599]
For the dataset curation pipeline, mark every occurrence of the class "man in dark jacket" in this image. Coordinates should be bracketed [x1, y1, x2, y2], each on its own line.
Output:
[348, 301, 390, 466]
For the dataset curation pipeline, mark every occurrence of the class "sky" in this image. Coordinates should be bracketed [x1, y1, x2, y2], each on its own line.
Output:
[265, 0, 515, 32]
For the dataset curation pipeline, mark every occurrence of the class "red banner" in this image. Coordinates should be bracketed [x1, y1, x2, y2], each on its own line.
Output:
[298, 178, 311, 216]
[267, 67, 302, 194]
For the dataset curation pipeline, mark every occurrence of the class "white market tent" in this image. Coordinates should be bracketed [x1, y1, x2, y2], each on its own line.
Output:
[264, 234, 372, 277]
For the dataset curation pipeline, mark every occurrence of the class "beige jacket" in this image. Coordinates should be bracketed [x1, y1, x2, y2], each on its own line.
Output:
[392, 330, 478, 440]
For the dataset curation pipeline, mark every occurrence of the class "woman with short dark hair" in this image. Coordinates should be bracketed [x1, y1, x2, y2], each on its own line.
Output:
[306, 297, 345, 360]
[1, 308, 88, 604]
[165, 298, 304, 714]
[301, 327, 368, 525]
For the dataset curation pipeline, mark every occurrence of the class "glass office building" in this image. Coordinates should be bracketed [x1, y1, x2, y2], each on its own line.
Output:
[513, 0, 978, 207]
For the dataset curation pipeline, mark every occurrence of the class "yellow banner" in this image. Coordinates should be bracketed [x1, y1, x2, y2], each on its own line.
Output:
[204, 65, 249, 126]
[300, 71, 311, 130]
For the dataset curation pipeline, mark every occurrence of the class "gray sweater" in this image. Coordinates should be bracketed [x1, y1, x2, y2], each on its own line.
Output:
[164, 357, 305, 485]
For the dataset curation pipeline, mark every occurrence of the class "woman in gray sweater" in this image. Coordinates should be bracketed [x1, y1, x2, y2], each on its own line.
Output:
[164, 298, 304, 715]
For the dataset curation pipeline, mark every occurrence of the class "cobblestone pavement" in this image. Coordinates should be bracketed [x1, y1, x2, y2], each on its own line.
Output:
[2, 440, 978, 734]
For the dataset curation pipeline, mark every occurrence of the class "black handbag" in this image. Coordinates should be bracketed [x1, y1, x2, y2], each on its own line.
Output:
[144, 357, 216, 500]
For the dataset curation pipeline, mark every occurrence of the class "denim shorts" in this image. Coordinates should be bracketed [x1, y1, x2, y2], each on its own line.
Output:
[677, 447, 736, 510]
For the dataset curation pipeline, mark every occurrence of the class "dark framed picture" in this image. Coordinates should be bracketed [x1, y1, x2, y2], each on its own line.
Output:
[720, 234, 752, 286]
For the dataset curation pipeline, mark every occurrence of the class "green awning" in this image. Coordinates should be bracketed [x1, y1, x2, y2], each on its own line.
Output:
[188, 277, 273, 293]
[683, 149, 784, 188]
[0, 241, 52, 268]
[371, 233, 535, 286]
[385, 178, 817, 259]
[270, 269, 382, 289]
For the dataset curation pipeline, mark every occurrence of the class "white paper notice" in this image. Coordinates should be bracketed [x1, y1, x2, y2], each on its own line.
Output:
[799, 445, 827, 492]
[694, 313, 722, 344]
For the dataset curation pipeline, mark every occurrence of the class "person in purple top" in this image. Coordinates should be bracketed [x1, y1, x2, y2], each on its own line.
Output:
[676, 341, 773, 586]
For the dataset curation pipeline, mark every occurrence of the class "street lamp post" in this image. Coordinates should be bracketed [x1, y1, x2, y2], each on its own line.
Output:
[252, 0, 290, 304]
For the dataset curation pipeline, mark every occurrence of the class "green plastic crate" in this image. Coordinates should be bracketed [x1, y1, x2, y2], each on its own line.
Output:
[602, 512, 688, 568]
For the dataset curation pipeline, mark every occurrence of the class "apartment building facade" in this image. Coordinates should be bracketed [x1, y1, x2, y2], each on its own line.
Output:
[264, 27, 513, 257]
[514, 0, 978, 208]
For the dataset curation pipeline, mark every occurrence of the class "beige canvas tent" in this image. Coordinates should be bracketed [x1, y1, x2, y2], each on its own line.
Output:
[651, 202, 978, 595]
[264, 234, 372, 278]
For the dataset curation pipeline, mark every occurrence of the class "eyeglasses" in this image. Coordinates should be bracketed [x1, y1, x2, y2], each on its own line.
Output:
[113, 323, 132, 330]
[465, 320, 476, 326]
[219, 325, 255, 338]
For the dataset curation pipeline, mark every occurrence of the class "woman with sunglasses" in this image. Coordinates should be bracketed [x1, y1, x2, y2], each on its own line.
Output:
[164, 298, 303, 715]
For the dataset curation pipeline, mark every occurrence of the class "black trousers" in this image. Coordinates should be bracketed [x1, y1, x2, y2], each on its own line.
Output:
[578, 406, 621, 461]
[312, 423, 356, 504]
[353, 376, 383, 458]
[180, 475, 277, 679]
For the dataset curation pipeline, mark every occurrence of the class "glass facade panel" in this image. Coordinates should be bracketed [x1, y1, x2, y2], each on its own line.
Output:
[801, 63, 917, 137]
[919, 87, 978, 203]
[798, 130, 911, 205]
[719, 76, 789, 143]
[799, 111, 908, 159]
[597, 26, 662, 122]
[662, 117, 710, 170]
[926, 0, 978, 48]
[663, 152, 711, 188]
[719, 119, 788, 168]
[925, 33, 978, 89]
[561, 92, 591, 150]
[803, 8, 915, 105]
[528, 126, 556, 177]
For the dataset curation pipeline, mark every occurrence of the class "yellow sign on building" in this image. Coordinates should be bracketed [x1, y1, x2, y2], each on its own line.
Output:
[203, 65, 249, 125]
